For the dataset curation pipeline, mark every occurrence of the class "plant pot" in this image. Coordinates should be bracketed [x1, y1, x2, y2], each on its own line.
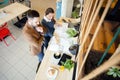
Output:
[54, 53, 61, 59]
[84, 51, 120, 80]
[69, 44, 79, 55]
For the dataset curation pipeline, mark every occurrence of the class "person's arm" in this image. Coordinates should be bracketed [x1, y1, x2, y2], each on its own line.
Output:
[53, 18, 62, 27]
[42, 20, 53, 37]
[24, 32, 44, 47]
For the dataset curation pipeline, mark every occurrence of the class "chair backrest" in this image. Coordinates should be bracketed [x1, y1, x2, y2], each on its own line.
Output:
[0, 0, 9, 8]
[0, 22, 10, 38]
[0, 22, 7, 30]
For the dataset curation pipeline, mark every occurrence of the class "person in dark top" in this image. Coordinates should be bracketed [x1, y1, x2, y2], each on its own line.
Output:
[41, 8, 56, 48]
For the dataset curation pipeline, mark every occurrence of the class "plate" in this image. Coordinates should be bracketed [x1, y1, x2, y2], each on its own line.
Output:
[47, 67, 58, 80]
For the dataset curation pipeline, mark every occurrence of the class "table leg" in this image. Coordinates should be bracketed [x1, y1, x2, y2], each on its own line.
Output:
[17, 16, 20, 21]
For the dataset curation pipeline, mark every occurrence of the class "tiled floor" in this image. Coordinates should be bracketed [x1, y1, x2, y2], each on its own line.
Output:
[0, 1, 56, 80]
[0, 22, 39, 80]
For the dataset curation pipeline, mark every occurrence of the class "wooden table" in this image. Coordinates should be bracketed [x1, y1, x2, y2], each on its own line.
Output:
[35, 50, 74, 80]
[35, 23, 77, 80]
[0, 2, 30, 25]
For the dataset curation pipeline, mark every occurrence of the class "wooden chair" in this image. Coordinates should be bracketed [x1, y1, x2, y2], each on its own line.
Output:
[0, 22, 16, 46]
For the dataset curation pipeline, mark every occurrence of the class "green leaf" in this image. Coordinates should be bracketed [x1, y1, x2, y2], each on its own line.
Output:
[118, 71, 120, 75]
[109, 68, 114, 72]
[61, 61, 65, 66]
[117, 73, 120, 77]
[107, 71, 114, 75]
[72, 10, 79, 18]
[63, 59, 74, 71]
[66, 28, 77, 37]
[113, 73, 117, 78]
[107, 67, 120, 78]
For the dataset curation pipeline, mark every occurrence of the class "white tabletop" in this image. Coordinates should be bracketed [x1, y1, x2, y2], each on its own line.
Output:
[0, 2, 30, 25]
[35, 23, 77, 80]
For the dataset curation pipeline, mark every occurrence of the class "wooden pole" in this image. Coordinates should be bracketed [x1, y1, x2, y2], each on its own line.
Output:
[77, 0, 113, 79]
[81, 0, 94, 45]
[82, 0, 93, 35]
[80, 0, 88, 30]
[82, 0, 99, 54]
[76, 0, 104, 79]
[80, 0, 92, 32]
[85, 0, 99, 34]
[76, 0, 104, 60]
[81, 53, 120, 80]
[79, 0, 93, 50]
[80, 0, 90, 41]
[77, 0, 94, 79]
[81, 0, 89, 29]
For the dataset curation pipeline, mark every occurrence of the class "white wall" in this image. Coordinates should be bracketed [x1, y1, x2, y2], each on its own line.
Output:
[79, 0, 84, 16]
[61, 0, 74, 17]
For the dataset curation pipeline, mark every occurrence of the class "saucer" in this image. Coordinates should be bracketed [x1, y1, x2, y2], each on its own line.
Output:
[47, 67, 58, 80]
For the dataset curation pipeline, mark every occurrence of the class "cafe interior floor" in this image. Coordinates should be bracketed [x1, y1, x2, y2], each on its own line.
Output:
[0, 0, 56, 80]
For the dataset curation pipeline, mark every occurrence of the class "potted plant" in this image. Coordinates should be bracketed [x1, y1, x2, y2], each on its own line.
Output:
[66, 28, 78, 37]
[84, 51, 120, 80]
[107, 67, 120, 78]
[69, 44, 79, 55]
[61, 59, 74, 71]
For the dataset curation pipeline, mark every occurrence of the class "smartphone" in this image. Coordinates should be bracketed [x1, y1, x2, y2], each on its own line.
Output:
[58, 53, 72, 65]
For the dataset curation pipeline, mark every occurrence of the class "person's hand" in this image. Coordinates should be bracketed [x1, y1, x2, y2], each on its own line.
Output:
[54, 23, 62, 27]
[36, 27, 43, 33]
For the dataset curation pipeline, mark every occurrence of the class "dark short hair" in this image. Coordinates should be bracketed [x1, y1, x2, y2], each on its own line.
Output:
[45, 8, 54, 15]
[27, 10, 40, 18]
